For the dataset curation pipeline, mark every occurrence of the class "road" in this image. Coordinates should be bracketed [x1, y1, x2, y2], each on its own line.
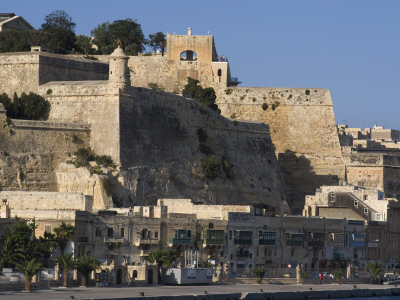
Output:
[0, 283, 396, 300]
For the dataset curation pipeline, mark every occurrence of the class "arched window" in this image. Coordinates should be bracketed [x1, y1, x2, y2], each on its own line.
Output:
[217, 69, 222, 76]
[132, 270, 138, 279]
[180, 50, 198, 61]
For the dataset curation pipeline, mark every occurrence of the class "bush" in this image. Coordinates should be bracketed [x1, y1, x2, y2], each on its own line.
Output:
[201, 157, 220, 179]
[305, 89, 310, 95]
[148, 83, 164, 91]
[182, 77, 220, 114]
[262, 103, 268, 111]
[225, 88, 233, 95]
[0, 92, 48, 120]
[251, 267, 266, 284]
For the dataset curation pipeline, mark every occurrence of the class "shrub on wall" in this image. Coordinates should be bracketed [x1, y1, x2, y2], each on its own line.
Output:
[201, 156, 220, 179]
[182, 77, 220, 114]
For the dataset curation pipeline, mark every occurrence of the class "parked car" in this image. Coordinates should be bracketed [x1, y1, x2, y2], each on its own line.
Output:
[9, 274, 21, 283]
[322, 272, 334, 279]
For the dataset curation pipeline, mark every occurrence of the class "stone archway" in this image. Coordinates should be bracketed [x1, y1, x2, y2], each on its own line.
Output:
[180, 50, 198, 61]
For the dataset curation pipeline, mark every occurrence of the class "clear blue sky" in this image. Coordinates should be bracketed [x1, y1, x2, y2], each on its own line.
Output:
[4, 0, 400, 129]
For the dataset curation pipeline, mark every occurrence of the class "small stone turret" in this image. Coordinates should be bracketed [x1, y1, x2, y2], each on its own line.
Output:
[109, 46, 130, 90]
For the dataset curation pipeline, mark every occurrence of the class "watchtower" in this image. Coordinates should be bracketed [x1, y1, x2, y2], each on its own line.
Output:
[166, 28, 218, 62]
[109, 46, 130, 90]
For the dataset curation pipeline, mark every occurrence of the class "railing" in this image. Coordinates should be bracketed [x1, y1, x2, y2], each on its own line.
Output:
[134, 238, 159, 246]
[104, 237, 125, 244]
[259, 239, 276, 245]
[202, 230, 224, 245]
[169, 238, 191, 245]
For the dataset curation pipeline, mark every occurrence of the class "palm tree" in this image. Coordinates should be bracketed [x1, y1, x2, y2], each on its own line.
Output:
[366, 261, 384, 283]
[251, 266, 267, 284]
[0, 228, 23, 269]
[76, 255, 100, 287]
[55, 253, 77, 287]
[144, 248, 178, 283]
[15, 258, 42, 292]
[331, 270, 345, 284]
[54, 222, 74, 254]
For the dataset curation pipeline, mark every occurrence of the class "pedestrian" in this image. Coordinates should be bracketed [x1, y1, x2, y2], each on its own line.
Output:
[319, 273, 323, 284]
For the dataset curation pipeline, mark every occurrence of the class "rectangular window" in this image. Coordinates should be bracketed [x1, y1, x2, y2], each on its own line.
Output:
[95, 227, 102, 237]
[364, 207, 368, 215]
[154, 231, 159, 238]
[107, 227, 113, 238]
[120, 228, 125, 238]
[209, 223, 214, 229]
[187, 230, 191, 238]
[354, 199, 358, 208]
[363, 195, 368, 201]
[330, 193, 336, 202]
[229, 231, 232, 240]
[45, 225, 51, 233]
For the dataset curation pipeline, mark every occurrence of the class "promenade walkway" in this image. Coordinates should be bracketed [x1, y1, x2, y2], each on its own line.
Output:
[0, 282, 398, 300]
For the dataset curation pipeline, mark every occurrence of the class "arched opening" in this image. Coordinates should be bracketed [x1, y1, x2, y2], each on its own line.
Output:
[132, 270, 138, 279]
[180, 50, 197, 61]
[116, 269, 122, 285]
[217, 69, 222, 77]
[147, 269, 153, 284]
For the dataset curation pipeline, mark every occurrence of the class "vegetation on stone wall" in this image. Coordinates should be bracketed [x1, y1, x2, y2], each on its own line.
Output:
[0, 92, 49, 120]
[148, 83, 164, 91]
[262, 103, 269, 111]
[182, 77, 220, 114]
[225, 88, 233, 95]
[67, 148, 116, 176]
[201, 156, 220, 179]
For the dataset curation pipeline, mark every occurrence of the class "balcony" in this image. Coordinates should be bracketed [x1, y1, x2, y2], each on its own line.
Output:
[259, 231, 276, 246]
[104, 237, 125, 244]
[134, 238, 159, 246]
[202, 230, 224, 246]
[307, 233, 325, 247]
[233, 231, 252, 245]
[169, 238, 191, 245]
[286, 233, 304, 246]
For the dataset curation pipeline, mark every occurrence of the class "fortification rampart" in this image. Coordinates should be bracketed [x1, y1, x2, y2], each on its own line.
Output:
[0, 191, 92, 211]
[117, 86, 289, 212]
[216, 87, 345, 214]
[39, 81, 120, 163]
[0, 52, 108, 95]
[0, 111, 91, 191]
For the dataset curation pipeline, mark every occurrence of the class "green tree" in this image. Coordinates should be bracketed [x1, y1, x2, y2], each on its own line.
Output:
[15, 258, 42, 292]
[182, 77, 220, 113]
[55, 253, 77, 287]
[38, 232, 57, 268]
[19, 92, 48, 120]
[74, 35, 95, 55]
[0, 29, 30, 53]
[331, 270, 345, 284]
[366, 261, 384, 283]
[201, 157, 220, 179]
[250, 266, 267, 284]
[92, 19, 146, 55]
[145, 248, 178, 283]
[76, 255, 100, 287]
[148, 32, 166, 55]
[41, 10, 76, 54]
[91, 22, 112, 54]
[54, 222, 74, 254]
[0, 228, 23, 269]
